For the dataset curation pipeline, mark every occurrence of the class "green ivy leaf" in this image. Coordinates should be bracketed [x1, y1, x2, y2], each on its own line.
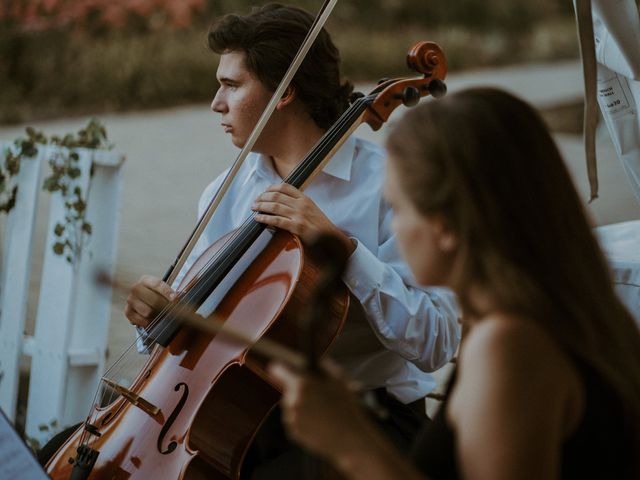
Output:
[42, 178, 59, 192]
[0, 187, 18, 213]
[74, 199, 86, 213]
[20, 140, 38, 158]
[52, 242, 65, 255]
[82, 223, 92, 235]
[6, 154, 20, 175]
[4, 150, 14, 168]
[54, 223, 65, 236]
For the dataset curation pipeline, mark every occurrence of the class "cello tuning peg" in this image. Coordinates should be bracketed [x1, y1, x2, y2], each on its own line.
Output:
[401, 86, 420, 107]
[428, 79, 447, 98]
[349, 91, 365, 104]
[393, 86, 420, 107]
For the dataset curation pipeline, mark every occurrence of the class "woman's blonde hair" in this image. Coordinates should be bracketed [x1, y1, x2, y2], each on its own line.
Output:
[386, 87, 640, 451]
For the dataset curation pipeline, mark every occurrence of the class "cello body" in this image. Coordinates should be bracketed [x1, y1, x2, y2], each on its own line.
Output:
[44, 39, 447, 480]
[45, 230, 348, 479]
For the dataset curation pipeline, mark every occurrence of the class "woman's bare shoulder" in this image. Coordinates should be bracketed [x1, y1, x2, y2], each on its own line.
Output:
[452, 312, 584, 436]
[462, 312, 565, 365]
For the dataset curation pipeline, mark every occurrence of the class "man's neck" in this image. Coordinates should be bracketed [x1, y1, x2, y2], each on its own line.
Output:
[264, 119, 326, 179]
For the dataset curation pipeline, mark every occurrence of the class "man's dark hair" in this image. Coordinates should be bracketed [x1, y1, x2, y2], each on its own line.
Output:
[208, 3, 353, 130]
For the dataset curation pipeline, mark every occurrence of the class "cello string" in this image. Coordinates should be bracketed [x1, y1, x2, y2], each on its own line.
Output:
[77, 30, 428, 457]
[79, 1, 341, 440]
[116, 96, 369, 353]
[110, 90, 373, 374]
[81, 95, 372, 453]
[133, 96, 371, 346]
[161, 0, 338, 289]
[92, 95, 371, 438]
[79, 51, 441, 453]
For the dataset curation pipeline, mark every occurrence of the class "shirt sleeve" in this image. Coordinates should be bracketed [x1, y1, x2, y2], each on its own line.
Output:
[341, 203, 461, 372]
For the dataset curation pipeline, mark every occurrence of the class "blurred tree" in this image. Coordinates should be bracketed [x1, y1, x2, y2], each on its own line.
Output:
[0, 0, 578, 124]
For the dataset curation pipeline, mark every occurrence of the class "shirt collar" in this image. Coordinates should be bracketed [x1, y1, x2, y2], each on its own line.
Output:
[247, 134, 356, 184]
[320, 134, 356, 182]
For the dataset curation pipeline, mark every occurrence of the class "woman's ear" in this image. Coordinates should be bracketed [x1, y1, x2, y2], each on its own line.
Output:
[438, 231, 458, 253]
[276, 86, 296, 110]
[434, 216, 458, 253]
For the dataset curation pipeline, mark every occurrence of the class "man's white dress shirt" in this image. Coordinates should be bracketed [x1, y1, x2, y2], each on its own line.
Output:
[138, 135, 460, 403]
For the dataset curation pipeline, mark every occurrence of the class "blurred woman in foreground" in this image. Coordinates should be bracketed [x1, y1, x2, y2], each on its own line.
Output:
[269, 88, 640, 479]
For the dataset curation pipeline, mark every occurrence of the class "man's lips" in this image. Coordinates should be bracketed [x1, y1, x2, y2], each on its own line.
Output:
[221, 123, 232, 133]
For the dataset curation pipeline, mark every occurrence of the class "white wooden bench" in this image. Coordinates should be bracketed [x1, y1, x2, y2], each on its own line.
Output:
[596, 220, 640, 327]
[0, 143, 124, 444]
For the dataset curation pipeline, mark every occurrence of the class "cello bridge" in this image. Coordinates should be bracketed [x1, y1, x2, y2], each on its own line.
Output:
[102, 378, 160, 416]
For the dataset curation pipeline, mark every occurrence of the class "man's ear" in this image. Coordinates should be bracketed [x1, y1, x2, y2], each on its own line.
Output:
[276, 86, 296, 110]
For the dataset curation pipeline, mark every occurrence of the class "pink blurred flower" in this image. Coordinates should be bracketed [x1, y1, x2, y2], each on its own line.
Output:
[2, 0, 206, 32]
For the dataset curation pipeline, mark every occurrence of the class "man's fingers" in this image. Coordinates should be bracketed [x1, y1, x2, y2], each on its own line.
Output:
[252, 200, 295, 217]
[140, 275, 175, 301]
[125, 303, 150, 328]
[265, 183, 302, 198]
[126, 296, 154, 319]
[254, 213, 299, 235]
[255, 190, 297, 206]
[132, 282, 173, 310]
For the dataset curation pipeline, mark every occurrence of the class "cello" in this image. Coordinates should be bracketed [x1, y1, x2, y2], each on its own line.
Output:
[44, 40, 448, 480]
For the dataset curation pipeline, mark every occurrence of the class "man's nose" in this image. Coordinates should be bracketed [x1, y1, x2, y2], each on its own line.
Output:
[211, 90, 225, 113]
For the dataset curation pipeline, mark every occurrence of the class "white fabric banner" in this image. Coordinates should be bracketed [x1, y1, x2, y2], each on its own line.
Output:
[592, 0, 640, 204]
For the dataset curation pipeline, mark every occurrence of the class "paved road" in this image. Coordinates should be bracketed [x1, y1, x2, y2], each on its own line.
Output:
[1, 59, 639, 383]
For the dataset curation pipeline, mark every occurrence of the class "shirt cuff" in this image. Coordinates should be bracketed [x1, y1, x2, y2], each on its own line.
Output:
[135, 326, 153, 354]
[342, 238, 385, 301]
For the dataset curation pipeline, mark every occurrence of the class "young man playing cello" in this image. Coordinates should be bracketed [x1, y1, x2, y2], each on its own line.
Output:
[125, 4, 460, 478]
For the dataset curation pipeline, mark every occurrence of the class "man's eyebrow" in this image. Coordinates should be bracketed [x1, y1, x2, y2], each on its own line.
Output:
[218, 76, 238, 84]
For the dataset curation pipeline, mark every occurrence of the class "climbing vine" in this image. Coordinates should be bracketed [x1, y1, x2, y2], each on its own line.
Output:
[1, 119, 111, 265]
[0, 130, 39, 213]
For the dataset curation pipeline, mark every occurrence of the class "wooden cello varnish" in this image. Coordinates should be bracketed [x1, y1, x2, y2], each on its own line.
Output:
[46, 230, 348, 479]
[44, 40, 447, 480]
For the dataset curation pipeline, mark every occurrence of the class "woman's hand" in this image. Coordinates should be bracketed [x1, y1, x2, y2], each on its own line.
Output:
[268, 361, 372, 461]
[268, 361, 426, 480]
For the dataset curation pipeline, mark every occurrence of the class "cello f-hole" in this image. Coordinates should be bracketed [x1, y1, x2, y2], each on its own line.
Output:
[157, 382, 189, 455]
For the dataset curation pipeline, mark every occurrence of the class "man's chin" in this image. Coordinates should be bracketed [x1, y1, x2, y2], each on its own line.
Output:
[231, 137, 245, 149]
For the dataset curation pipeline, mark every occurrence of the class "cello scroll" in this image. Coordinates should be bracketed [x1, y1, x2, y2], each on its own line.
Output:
[364, 41, 447, 130]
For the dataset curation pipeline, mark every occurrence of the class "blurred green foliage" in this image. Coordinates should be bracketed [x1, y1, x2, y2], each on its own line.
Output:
[0, 0, 578, 124]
